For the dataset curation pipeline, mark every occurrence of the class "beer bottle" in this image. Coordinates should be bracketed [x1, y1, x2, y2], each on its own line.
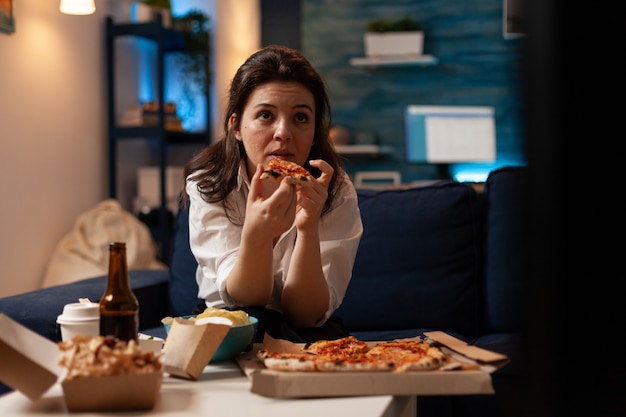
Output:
[99, 242, 139, 342]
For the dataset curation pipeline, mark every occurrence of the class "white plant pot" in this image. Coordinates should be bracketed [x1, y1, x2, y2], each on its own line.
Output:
[364, 31, 424, 58]
[132, 3, 172, 27]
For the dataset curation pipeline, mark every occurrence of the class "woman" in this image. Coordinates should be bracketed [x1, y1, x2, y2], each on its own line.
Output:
[183, 45, 363, 343]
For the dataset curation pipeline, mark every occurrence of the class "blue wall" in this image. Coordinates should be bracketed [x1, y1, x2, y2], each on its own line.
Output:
[301, 0, 525, 182]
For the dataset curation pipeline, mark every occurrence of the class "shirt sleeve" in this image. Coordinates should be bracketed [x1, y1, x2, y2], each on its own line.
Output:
[316, 176, 364, 325]
[186, 179, 243, 308]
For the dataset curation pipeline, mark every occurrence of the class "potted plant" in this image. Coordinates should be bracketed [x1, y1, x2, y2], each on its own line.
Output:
[142, 0, 171, 9]
[138, 0, 172, 27]
[364, 16, 424, 58]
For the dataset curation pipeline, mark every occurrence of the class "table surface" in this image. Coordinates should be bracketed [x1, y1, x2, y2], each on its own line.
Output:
[0, 361, 415, 417]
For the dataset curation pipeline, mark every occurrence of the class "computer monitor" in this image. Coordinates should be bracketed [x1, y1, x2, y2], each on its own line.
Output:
[404, 105, 496, 164]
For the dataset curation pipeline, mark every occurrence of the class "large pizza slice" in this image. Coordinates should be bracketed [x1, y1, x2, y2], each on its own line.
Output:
[365, 340, 447, 372]
[256, 335, 449, 372]
[259, 159, 315, 186]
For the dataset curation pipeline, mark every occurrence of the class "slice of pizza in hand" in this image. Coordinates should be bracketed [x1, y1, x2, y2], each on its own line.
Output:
[260, 158, 315, 186]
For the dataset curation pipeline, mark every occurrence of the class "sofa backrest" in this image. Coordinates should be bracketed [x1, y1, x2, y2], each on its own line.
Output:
[482, 166, 529, 333]
[168, 199, 200, 317]
[167, 167, 528, 336]
[334, 181, 485, 339]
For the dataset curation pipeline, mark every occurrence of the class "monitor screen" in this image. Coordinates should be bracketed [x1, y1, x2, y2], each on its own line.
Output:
[404, 105, 496, 164]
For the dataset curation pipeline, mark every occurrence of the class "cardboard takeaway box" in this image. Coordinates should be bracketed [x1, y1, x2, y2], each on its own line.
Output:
[0, 313, 165, 411]
[237, 331, 509, 399]
[0, 313, 232, 411]
[161, 316, 232, 380]
[59, 316, 232, 410]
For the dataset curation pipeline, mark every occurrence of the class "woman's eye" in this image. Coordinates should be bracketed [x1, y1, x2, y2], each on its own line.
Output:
[295, 113, 309, 123]
[258, 111, 272, 120]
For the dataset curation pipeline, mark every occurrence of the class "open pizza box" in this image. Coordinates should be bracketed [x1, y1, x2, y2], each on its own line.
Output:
[236, 331, 509, 399]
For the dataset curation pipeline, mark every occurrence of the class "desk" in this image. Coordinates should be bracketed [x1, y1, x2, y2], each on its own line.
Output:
[0, 361, 415, 417]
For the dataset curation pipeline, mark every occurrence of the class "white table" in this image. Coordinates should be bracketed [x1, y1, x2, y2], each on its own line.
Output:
[0, 361, 415, 417]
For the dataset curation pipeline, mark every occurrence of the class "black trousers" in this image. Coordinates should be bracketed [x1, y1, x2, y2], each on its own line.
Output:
[193, 301, 349, 344]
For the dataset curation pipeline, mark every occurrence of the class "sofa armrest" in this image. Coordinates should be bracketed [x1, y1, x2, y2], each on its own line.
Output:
[0, 270, 170, 342]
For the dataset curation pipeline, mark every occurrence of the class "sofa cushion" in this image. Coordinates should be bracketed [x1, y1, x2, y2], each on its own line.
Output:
[334, 181, 484, 339]
[483, 166, 528, 333]
[168, 201, 201, 317]
[0, 271, 169, 342]
[350, 328, 470, 343]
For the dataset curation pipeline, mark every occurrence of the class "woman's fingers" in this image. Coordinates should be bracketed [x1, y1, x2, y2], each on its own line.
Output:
[308, 159, 333, 187]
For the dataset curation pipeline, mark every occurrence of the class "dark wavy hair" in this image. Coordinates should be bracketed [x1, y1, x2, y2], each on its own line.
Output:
[182, 45, 345, 225]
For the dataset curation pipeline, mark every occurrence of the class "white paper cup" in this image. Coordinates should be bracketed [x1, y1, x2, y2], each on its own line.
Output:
[57, 302, 100, 341]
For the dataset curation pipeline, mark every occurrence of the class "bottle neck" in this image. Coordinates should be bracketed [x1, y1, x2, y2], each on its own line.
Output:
[106, 242, 130, 293]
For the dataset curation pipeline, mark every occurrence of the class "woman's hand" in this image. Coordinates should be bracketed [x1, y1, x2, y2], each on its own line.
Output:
[280, 159, 333, 327]
[293, 159, 332, 230]
[244, 164, 298, 241]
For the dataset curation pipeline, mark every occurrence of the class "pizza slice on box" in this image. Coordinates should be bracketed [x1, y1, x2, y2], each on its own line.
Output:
[256, 335, 449, 372]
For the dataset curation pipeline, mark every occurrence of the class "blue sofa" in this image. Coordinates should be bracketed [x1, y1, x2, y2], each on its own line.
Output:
[0, 166, 528, 417]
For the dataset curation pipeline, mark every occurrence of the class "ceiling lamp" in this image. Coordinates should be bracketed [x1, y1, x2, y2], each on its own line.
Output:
[60, 0, 96, 15]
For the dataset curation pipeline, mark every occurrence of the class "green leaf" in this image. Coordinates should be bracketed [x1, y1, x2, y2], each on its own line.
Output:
[366, 16, 422, 33]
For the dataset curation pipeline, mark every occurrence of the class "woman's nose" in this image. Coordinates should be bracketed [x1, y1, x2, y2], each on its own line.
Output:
[273, 118, 292, 141]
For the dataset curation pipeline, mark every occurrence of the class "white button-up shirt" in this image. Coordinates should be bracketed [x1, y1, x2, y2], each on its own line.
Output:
[186, 162, 363, 325]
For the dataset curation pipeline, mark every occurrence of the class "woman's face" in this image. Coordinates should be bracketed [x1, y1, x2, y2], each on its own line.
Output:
[232, 81, 316, 180]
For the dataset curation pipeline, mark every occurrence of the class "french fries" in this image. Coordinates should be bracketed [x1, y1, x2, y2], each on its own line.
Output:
[58, 335, 162, 380]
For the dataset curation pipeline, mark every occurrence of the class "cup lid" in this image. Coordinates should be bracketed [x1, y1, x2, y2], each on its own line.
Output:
[57, 302, 99, 323]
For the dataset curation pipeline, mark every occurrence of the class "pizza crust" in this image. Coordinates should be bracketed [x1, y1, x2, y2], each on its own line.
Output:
[256, 349, 318, 372]
[315, 358, 395, 372]
[395, 358, 441, 372]
[263, 357, 317, 372]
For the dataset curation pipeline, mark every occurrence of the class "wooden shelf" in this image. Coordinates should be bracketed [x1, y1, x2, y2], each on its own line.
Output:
[105, 14, 210, 264]
[349, 55, 438, 67]
[334, 144, 393, 156]
[108, 21, 186, 51]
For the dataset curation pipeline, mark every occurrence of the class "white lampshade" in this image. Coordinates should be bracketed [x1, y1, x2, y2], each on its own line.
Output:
[60, 0, 96, 15]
